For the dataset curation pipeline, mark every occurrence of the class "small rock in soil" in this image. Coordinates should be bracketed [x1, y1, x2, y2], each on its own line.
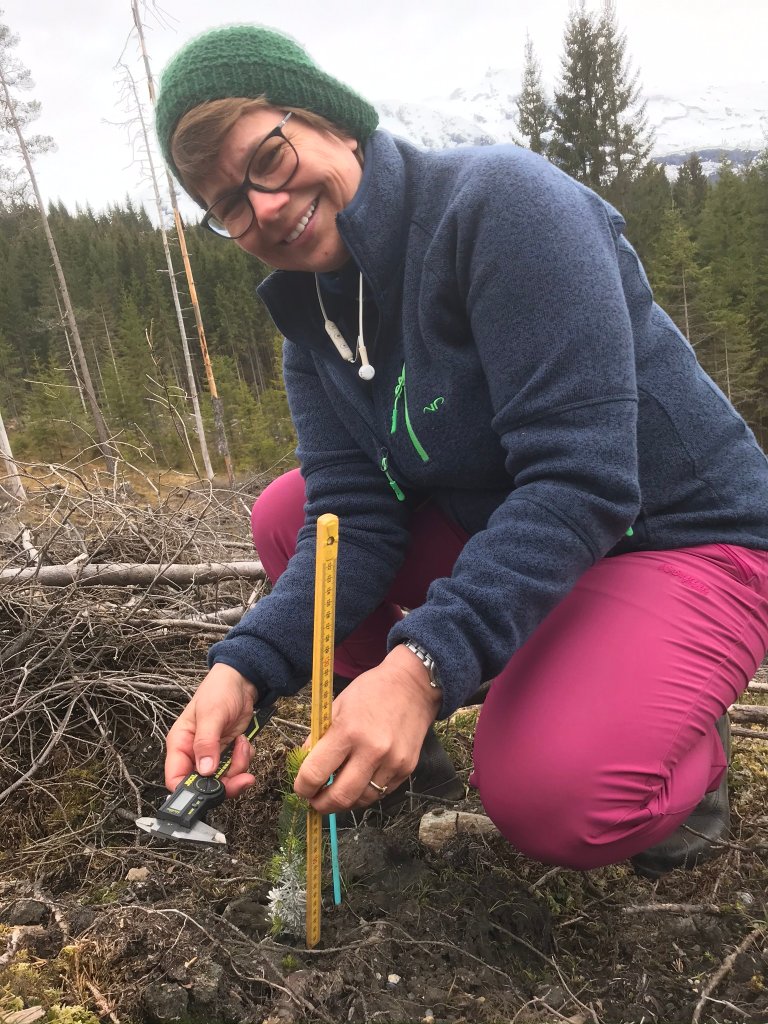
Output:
[534, 982, 567, 1009]
[9, 924, 63, 960]
[142, 981, 189, 1022]
[1, 899, 48, 925]
[223, 895, 273, 937]
[189, 959, 224, 1005]
[126, 866, 150, 882]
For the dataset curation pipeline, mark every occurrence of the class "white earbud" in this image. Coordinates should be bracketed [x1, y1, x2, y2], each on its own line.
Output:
[357, 338, 375, 380]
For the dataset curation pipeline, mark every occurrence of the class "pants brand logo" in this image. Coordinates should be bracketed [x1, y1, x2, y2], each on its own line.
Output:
[660, 563, 710, 594]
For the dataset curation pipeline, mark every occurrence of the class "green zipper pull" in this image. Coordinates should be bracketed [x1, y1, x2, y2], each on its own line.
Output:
[380, 450, 405, 501]
[391, 368, 405, 434]
[390, 364, 429, 463]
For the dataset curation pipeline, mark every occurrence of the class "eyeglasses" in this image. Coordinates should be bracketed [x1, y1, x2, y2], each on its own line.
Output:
[201, 112, 299, 239]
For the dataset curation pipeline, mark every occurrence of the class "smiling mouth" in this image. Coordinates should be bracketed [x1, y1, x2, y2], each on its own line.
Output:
[284, 199, 318, 244]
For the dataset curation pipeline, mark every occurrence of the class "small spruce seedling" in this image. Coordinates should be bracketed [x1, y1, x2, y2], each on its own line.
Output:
[267, 747, 310, 937]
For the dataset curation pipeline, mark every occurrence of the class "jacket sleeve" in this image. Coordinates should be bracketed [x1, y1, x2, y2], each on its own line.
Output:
[388, 156, 642, 716]
[209, 339, 411, 707]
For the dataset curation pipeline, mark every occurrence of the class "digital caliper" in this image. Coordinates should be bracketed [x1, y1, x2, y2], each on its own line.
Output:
[136, 704, 275, 845]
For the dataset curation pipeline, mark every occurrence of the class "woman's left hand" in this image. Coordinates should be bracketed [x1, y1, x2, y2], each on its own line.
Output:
[293, 644, 442, 814]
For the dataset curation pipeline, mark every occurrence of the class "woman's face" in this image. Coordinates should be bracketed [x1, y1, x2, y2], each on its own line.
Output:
[198, 106, 363, 272]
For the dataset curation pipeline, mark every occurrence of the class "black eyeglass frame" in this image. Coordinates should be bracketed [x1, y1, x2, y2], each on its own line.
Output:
[201, 112, 299, 239]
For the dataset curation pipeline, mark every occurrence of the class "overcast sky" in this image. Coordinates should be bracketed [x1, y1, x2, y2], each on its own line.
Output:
[2, 0, 766, 214]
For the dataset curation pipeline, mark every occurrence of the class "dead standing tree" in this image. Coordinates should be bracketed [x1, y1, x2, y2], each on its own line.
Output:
[120, 61, 215, 482]
[0, 402, 25, 500]
[0, 15, 116, 475]
[131, 0, 235, 486]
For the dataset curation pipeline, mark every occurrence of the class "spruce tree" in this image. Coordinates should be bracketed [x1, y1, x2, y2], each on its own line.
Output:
[516, 34, 551, 154]
[646, 206, 699, 340]
[672, 153, 709, 235]
[550, 1, 652, 196]
[549, 2, 605, 188]
[618, 162, 672, 266]
[597, 0, 652, 206]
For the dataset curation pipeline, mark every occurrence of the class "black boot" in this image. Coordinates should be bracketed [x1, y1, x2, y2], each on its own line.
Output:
[630, 715, 731, 880]
[462, 680, 491, 706]
[332, 675, 465, 827]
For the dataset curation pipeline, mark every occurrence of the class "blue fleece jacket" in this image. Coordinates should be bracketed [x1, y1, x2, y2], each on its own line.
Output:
[209, 131, 768, 717]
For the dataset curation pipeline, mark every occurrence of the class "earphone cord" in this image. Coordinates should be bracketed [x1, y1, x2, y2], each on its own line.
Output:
[315, 271, 375, 381]
[315, 272, 360, 363]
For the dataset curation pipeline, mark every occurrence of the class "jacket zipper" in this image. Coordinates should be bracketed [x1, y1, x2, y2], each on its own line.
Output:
[391, 364, 429, 462]
[379, 448, 405, 501]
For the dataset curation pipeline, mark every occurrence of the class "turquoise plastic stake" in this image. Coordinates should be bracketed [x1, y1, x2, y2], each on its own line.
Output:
[325, 774, 342, 906]
[328, 811, 342, 905]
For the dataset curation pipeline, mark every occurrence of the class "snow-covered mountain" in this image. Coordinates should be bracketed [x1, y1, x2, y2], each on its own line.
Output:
[376, 72, 767, 173]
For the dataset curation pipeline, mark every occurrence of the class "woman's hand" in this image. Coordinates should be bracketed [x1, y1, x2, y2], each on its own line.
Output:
[165, 663, 260, 799]
[294, 644, 442, 814]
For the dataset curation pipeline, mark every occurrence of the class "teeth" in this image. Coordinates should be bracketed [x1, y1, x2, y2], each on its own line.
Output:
[285, 200, 317, 243]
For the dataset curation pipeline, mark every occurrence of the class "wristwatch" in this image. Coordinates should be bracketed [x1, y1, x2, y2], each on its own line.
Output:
[401, 639, 442, 690]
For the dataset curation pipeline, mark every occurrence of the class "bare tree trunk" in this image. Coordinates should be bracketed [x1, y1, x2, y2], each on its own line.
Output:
[131, 0, 235, 486]
[121, 62, 214, 482]
[0, 69, 115, 474]
[0, 404, 26, 501]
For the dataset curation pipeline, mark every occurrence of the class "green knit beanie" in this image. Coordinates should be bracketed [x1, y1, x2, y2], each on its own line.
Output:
[155, 24, 379, 179]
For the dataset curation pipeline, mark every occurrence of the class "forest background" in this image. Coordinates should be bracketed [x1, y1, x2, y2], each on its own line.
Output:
[1, 0, 766, 484]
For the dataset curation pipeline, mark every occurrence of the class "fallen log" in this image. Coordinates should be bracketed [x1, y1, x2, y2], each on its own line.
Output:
[730, 703, 768, 726]
[732, 727, 768, 740]
[0, 560, 265, 588]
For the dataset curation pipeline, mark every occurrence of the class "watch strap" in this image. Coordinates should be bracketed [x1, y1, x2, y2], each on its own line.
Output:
[401, 639, 441, 690]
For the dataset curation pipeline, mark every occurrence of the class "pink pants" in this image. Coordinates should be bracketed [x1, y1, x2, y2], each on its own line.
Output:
[253, 469, 768, 869]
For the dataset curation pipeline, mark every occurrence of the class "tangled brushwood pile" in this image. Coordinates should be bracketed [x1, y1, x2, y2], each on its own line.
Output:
[0, 469, 271, 863]
[1, 468, 768, 1024]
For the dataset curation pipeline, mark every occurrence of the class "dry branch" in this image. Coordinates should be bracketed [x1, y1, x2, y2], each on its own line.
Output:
[691, 926, 763, 1024]
[0, 559, 264, 587]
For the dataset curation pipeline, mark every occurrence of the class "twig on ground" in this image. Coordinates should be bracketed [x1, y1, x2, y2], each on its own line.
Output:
[623, 903, 728, 916]
[691, 926, 763, 1024]
[532, 866, 563, 889]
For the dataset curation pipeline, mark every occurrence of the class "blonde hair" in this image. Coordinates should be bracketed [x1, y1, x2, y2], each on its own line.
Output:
[171, 97, 361, 202]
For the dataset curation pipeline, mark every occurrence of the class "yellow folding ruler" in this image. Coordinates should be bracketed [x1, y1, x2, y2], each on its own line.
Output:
[306, 513, 339, 949]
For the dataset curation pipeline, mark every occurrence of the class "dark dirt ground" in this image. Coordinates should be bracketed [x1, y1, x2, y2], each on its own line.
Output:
[2, 677, 767, 1024]
[1, 483, 767, 1024]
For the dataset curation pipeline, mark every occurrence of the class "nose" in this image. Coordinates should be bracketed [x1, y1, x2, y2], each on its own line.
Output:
[247, 187, 290, 226]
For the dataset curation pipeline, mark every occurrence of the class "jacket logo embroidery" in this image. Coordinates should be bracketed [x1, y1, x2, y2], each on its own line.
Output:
[423, 397, 445, 413]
